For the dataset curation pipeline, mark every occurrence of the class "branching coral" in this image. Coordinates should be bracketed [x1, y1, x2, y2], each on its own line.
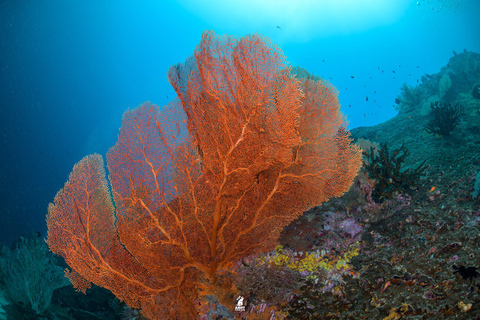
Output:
[46, 30, 361, 319]
[362, 142, 427, 202]
[424, 101, 465, 136]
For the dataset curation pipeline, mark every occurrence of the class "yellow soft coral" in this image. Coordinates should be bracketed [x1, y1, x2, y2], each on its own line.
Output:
[267, 242, 360, 274]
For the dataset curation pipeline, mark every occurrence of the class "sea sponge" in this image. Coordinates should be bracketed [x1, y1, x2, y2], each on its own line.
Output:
[473, 83, 480, 99]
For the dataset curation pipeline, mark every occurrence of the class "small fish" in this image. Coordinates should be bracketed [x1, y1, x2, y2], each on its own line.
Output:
[417, 79, 419, 83]
[276, 26, 281, 29]
[345, 87, 348, 90]
[374, 91, 376, 94]
[393, 70, 396, 73]
[366, 96, 369, 101]
[323, 60, 325, 62]
[351, 75, 355, 79]
[430, 186, 436, 192]
[348, 104, 352, 108]
[364, 113, 366, 117]
[409, 74, 411, 76]
[382, 70, 384, 73]
[382, 281, 391, 293]
[416, 66, 420, 68]
[399, 65, 402, 67]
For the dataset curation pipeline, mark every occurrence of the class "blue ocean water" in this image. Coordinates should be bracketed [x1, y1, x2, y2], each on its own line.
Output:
[0, 0, 479, 248]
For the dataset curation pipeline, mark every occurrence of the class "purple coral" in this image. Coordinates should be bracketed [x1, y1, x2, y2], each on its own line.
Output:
[321, 211, 364, 250]
[339, 218, 363, 238]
